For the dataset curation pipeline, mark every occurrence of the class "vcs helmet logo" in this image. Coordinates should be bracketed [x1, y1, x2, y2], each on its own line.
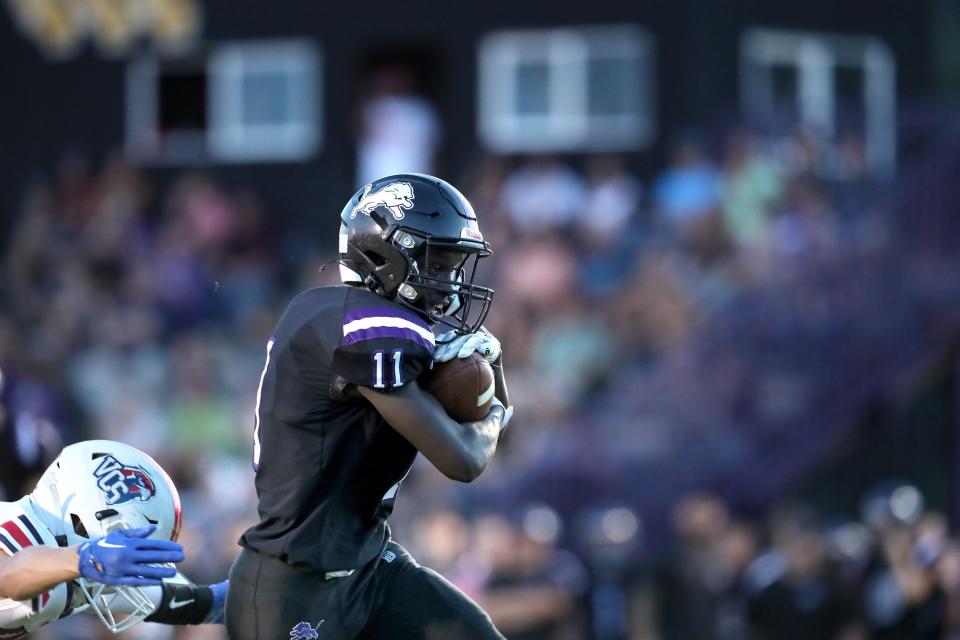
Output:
[351, 182, 415, 221]
[92, 454, 157, 505]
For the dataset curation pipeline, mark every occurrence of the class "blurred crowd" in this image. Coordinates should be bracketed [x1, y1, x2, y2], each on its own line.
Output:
[1, 112, 959, 639]
[653, 484, 960, 640]
[470, 127, 865, 425]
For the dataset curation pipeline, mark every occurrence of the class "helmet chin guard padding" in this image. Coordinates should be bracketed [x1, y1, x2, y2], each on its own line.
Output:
[30, 440, 182, 633]
[338, 173, 494, 335]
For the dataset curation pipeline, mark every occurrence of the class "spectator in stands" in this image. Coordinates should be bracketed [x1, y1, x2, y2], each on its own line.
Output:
[501, 155, 587, 234]
[861, 500, 949, 640]
[652, 135, 729, 265]
[721, 128, 782, 248]
[746, 504, 861, 640]
[480, 506, 588, 640]
[652, 134, 724, 226]
[356, 64, 441, 186]
[935, 540, 960, 635]
[767, 176, 837, 261]
[581, 154, 643, 240]
[0, 367, 62, 501]
[577, 154, 644, 298]
[527, 296, 616, 408]
[656, 493, 733, 640]
[607, 248, 704, 356]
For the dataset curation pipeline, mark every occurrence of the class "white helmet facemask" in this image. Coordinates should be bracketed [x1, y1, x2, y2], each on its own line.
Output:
[78, 570, 158, 633]
[30, 440, 182, 633]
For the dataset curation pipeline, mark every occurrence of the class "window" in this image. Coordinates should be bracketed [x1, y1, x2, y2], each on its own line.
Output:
[126, 55, 209, 164]
[126, 39, 321, 164]
[478, 25, 655, 153]
[209, 40, 321, 162]
[740, 29, 896, 177]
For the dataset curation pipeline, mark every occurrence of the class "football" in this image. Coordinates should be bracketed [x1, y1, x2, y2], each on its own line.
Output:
[421, 352, 496, 422]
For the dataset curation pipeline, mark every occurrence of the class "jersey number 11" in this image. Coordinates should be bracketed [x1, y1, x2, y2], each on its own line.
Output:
[373, 349, 403, 389]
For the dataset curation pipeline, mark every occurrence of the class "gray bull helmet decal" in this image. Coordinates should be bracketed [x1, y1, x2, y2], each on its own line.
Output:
[351, 182, 415, 221]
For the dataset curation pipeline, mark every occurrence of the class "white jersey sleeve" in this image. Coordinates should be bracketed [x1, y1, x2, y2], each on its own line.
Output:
[0, 498, 72, 638]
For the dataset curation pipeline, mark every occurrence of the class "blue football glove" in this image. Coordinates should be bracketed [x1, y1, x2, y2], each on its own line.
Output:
[77, 525, 183, 587]
[203, 580, 228, 624]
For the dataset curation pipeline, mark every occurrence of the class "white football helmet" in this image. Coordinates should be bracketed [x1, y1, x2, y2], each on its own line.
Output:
[29, 440, 182, 633]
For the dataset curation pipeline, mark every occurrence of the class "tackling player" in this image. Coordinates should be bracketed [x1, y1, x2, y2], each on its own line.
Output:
[0, 440, 227, 638]
[227, 174, 511, 639]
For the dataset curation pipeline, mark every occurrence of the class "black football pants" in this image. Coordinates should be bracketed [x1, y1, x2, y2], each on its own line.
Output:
[225, 542, 505, 640]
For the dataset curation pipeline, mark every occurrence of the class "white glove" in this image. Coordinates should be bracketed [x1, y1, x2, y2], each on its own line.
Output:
[490, 397, 514, 429]
[433, 327, 501, 364]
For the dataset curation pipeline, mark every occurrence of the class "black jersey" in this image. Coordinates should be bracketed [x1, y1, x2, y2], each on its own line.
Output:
[239, 285, 435, 572]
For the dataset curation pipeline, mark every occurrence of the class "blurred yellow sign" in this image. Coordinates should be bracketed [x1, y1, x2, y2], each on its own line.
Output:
[5, 0, 200, 59]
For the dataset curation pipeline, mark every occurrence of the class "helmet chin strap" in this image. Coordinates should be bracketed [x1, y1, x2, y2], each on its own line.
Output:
[439, 271, 464, 317]
[443, 293, 462, 317]
[30, 483, 67, 543]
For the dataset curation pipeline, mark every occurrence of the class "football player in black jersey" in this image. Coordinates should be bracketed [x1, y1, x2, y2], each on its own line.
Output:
[226, 174, 512, 640]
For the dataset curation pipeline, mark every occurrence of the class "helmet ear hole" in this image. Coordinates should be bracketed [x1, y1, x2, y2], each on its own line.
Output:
[71, 513, 89, 538]
[364, 251, 387, 267]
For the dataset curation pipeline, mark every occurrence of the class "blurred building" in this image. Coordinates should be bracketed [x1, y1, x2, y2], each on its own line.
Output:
[0, 0, 933, 248]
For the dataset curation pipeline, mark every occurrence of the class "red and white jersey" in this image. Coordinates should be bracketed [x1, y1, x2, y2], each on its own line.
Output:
[0, 498, 73, 638]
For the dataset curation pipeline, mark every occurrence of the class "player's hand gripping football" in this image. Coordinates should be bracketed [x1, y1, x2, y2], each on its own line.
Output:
[435, 327, 512, 429]
[77, 525, 183, 587]
[434, 326, 501, 364]
[489, 397, 514, 430]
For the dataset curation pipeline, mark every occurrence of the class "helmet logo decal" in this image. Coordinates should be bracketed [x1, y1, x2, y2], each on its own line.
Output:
[92, 455, 156, 506]
[460, 227, 484, 242]
[351, 182, 415, 220]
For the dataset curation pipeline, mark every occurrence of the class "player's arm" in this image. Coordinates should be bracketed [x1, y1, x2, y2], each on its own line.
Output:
[357, 382, 506, 482]
[0, 545, 81, 601]
[138, 575, 227, 625]
[0, 525, 181, 601]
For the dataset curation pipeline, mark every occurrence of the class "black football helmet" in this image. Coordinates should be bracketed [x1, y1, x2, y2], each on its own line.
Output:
[338, 173, 494, 335]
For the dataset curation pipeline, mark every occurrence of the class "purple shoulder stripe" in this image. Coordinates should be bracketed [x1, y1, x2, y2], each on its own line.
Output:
[343, 306, 430, 330]
[342, 326, 434, 352]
